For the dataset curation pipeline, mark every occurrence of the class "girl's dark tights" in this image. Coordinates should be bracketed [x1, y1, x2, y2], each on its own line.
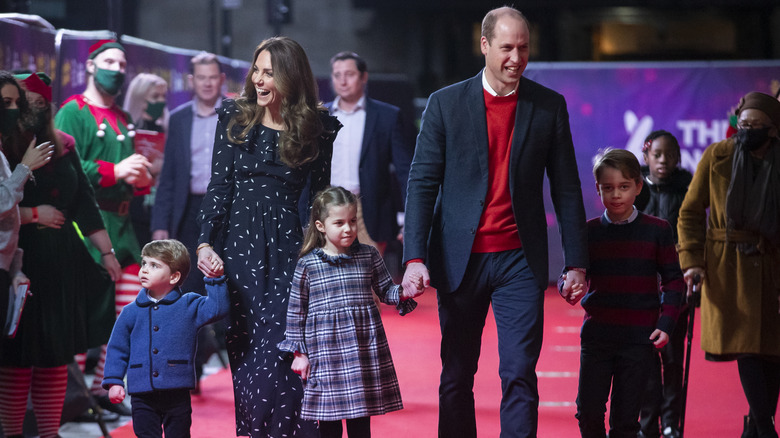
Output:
[738, 355, 780, 438]
[319, 417, 371, 438]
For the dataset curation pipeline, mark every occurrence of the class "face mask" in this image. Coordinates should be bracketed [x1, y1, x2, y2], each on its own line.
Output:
[144, 100, 166, 120]
[734, 127, 771, 152]
[30, 107, 50, 132]
[0, 108, 20, 135]
[94, 68, 125, 96]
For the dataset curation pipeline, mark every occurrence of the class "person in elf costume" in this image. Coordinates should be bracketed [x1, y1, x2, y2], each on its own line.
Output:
[54, 39, 152, 416]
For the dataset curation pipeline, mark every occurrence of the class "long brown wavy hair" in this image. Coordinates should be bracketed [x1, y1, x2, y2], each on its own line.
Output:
[228, 37, 323, 168]
[300, 186, 358, 257]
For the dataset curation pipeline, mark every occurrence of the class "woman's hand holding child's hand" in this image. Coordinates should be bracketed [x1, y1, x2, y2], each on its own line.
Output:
[650, 329, 669, 348]
[197, 246, 224, 278]
[291, 352, 310, 380]
[108, 385, 126, 404]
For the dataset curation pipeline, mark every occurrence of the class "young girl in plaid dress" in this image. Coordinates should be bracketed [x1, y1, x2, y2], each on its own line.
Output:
[278, 186, 421, 438]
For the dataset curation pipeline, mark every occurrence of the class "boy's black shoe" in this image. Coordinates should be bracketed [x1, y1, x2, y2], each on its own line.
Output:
[72, 408, 121, 423]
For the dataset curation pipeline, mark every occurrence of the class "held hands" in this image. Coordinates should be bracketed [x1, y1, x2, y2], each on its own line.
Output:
[401, 262, 430, 299]
[108, 385, 126, 404]
[20, 138, 53, 171]
[650, 329, 670, 348]
[197, 246, 224, 278]
[291, 352, 310, 380]
[115, 154, 152, 188]
[560, 270, 587, 306]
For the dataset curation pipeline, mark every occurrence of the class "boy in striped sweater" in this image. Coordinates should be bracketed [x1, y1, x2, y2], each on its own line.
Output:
[560, 148, 685, 438]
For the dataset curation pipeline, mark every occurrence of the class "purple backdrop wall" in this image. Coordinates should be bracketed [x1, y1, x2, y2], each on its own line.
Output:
[523, 61, 780, 279]
[0, 18, 250, 109]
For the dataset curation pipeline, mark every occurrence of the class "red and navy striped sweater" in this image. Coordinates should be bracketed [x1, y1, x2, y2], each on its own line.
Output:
[579, 212, 685, 345]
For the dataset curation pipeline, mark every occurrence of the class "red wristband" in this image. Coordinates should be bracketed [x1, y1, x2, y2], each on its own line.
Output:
[31, 207, 39, 223]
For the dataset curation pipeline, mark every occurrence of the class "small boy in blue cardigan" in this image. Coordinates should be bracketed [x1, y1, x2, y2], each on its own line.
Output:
[102, 239, 227, 437]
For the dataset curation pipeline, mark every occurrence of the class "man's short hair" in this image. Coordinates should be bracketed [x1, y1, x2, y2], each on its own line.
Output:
[141, 239, 191, 287]
[592, 148, 642, 184]
[329, 51, 367, 74]
[481, 6, 529, 44]
[190, 51, 223, 75]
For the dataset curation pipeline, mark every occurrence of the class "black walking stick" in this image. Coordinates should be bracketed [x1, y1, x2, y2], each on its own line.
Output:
[679, 274, 701, 438]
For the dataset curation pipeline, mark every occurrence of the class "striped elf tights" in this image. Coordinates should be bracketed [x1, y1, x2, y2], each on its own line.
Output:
[0, 365, 68, 438]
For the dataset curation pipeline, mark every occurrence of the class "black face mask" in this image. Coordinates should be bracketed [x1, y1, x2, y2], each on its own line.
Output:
[734, 127, 771, 151]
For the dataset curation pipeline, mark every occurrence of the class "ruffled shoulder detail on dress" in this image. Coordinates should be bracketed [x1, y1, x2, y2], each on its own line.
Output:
[216, 98, 239, 120]
[312, 247, 353, 264]
[318, 109, 342, 143]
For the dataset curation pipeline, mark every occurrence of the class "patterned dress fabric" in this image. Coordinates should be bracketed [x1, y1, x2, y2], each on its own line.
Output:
[278, 243, 416, 421]
[198, 99, 338, 437]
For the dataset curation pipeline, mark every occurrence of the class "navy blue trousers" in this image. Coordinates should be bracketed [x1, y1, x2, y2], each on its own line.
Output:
[437, 248, 543, 438]
[130, 389, 192, 438]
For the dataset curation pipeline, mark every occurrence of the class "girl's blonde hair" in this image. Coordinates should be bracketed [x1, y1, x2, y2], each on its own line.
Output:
[300, 186, 357, 256]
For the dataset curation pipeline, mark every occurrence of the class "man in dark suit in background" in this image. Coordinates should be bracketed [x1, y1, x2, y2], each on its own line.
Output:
[325, 51, 414, 255]
[152, 51, 224, 293]
[401, 6, 589, 437]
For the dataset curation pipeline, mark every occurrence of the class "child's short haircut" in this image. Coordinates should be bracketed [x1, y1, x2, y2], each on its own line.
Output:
[592, 148, 642, 184]
[141, 239, 191, 286]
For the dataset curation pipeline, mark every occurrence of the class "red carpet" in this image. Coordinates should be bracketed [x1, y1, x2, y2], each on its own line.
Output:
[113, 288, 749, 437]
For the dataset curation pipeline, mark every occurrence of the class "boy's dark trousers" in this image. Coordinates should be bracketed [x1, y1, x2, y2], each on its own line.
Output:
[130, 389, 192, 438]
[576, 340, 655, 438]
[639, 307, 689, 437]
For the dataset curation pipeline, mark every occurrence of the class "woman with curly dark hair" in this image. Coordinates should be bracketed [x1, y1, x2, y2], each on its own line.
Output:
[195, 37, 341, 437]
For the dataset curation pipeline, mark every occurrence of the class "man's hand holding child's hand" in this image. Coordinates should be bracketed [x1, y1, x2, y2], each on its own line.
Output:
[560, 270, 587, 306]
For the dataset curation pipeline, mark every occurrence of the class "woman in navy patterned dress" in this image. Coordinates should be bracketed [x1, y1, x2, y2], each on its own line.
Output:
[278, 187, 419, 438]
[196, 38, 340, 438]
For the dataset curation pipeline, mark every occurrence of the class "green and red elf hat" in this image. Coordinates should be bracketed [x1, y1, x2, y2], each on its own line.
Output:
[88, 39, 125, 60]
[13, 72, 52, 103]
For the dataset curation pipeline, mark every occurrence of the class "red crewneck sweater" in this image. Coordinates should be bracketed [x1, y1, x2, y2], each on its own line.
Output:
[471, 90, 522, 253]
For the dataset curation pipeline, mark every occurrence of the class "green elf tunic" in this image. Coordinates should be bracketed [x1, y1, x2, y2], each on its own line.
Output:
[55, 95, 144, 267]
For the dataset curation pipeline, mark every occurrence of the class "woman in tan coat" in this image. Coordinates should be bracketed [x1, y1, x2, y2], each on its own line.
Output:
[678, 91, 780, 438]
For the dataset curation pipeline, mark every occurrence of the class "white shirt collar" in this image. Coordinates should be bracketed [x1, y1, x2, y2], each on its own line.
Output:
[603, 206, 639, 225]
[482, 70, 517, 97]
[332, 95, 366, 115]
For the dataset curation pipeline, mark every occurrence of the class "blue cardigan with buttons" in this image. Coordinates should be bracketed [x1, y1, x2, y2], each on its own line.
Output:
[102, 275, 228, 395]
